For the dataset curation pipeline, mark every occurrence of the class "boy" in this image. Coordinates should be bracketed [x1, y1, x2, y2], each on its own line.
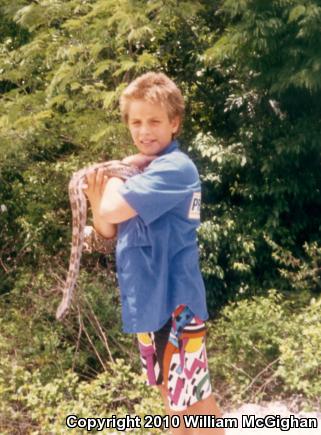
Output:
[84, 72, 225, 434]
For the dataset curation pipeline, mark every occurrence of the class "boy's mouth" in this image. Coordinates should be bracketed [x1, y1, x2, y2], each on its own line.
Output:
[140, 139, 156, 145]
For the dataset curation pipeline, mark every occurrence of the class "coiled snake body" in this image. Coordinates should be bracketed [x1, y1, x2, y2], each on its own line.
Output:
[56, 160, 140, 321]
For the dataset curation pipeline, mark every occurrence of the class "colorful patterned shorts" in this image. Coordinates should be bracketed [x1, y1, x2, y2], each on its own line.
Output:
[137, 305, 212, 412]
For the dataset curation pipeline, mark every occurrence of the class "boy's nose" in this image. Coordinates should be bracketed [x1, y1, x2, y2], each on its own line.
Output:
[139, 124, 151, 136]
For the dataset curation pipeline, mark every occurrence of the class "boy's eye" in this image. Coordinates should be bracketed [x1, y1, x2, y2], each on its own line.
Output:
[151, 120, 160, 124]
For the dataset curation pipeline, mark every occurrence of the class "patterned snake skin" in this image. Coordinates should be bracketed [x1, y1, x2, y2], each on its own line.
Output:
[56, 160, 140, 321]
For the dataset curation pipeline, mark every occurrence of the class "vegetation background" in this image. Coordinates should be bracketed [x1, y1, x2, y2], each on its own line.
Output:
[0, 0, 320, 433]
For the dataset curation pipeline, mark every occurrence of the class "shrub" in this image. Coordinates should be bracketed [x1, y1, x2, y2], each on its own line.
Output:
[207, 290, 288, 404]
[277, 298, 321, 399]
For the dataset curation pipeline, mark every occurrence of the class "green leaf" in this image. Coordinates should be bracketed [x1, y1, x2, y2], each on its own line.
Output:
[288, 5, 306, 23]
[136, 52, 159, 70]
[93, 60, 113, 78]
[204, 35, 232, 64]
[112, 58, 136, 77]
[102, 91, 117, 109]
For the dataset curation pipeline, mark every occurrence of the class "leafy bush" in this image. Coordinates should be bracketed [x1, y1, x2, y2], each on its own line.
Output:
[0, 349, 165, 435]
[207, 290, 287, 404]
[207, 289, 321, 407]
[277, 298, 321, 399]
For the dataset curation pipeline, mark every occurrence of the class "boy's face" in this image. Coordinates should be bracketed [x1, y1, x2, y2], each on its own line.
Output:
[127, 99, 180, 155]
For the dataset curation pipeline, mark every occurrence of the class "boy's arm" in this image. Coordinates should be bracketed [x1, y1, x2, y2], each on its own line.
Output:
[99, 177, 138, 224]
[83, 169, 119, 237]
[99, 153, 159, 223]
[92, 209, 118, 238]
[84, 153, 157, 226]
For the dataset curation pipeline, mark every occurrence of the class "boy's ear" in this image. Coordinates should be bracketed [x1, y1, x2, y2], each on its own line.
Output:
[171, 116, 180, 134]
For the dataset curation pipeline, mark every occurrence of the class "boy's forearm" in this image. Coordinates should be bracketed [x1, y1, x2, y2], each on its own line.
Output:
[89, 178, 121, 238]
[90, 176, 129, 235]
[92, 214, 117, 239]
[99, 177, 137, 223]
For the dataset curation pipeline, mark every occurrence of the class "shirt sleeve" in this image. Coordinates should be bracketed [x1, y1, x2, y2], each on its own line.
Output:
[118, 157, 197, 225]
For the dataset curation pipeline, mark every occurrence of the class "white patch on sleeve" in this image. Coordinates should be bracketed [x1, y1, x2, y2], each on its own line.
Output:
[188, 191, 201, 219]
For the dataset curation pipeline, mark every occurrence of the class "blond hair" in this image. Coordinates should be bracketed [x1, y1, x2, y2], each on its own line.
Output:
[119, 72, 185, 134]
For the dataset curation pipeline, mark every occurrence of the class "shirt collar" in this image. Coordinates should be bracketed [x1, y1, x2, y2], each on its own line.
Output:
[157, 139, 179, 156]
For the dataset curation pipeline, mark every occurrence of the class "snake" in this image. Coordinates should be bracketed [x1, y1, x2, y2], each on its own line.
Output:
[56, 160, 140, 321]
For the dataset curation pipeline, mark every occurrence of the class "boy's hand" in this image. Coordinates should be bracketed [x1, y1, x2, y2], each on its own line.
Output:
[122, 153, 158, 170]
[82, 168, 108, 213]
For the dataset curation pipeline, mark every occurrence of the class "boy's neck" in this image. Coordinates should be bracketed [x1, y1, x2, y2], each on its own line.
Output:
[157, 139, 179, 156]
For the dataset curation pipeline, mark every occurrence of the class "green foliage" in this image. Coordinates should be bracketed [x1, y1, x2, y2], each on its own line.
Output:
[207, 290, 321, 406]
[205, 0, 321, 92]
[187, 0, 321, 309]
[0, 265, 151, 433]
[207, 290, 287, 404]
[277, 298, 321, 399]
[266, 237, 321, 295]
[0, 344, 165, 434]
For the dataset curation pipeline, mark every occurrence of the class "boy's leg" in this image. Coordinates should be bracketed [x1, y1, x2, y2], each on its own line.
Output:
[158, 384, 187, 435]
[137, 307, 225, 434]
[156, 305, 225, 435]
[158, 385, 225, 435]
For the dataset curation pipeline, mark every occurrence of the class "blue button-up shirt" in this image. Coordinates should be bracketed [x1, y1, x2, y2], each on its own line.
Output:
[116, 139, 209, 333]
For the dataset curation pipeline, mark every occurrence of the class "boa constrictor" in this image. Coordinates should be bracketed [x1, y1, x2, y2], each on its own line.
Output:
[56, 160, 140, 321]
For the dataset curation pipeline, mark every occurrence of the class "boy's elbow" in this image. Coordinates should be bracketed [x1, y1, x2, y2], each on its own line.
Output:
[97, 224, 117, 239]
